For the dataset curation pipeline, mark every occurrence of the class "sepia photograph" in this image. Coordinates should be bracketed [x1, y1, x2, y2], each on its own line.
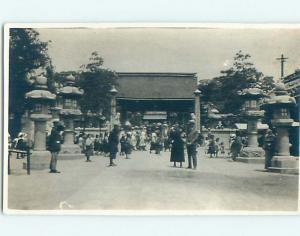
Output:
[3, 24, 300, 214]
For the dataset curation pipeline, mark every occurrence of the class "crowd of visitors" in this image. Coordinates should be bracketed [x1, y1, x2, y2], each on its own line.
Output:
[8, 120, 278, 173]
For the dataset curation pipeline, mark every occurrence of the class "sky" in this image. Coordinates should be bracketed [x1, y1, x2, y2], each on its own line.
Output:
[37, 27, 300, 81]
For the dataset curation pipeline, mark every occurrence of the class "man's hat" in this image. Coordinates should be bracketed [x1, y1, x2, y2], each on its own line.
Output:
[53, 119, 60, 125]
[188, 120, 195, 125]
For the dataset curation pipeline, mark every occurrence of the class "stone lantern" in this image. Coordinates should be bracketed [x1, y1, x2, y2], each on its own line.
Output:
[237, 85, 266, 163]
[263, 82, 298, 174]
[25, 74, 56, 169]
[58, 74, 85, 160]
[194, 89, 201, 131]
[109, 85, 118, 131]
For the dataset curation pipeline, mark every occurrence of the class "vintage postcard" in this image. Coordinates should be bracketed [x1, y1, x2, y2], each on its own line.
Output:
[2, 23, 300, 214]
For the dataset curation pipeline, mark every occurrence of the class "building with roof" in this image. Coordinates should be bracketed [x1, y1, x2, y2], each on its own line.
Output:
[282, 69, 300, 102]
[115, 72, 198, 123]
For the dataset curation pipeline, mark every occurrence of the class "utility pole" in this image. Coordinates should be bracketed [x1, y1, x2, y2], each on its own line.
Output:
[276, 54, 288, 79]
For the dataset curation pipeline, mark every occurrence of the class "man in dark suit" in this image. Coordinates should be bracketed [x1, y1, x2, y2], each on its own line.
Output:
[47, 121, 64, 173]
[186, 120, 200, 170]
[108, 124, 120, 167]
[263, 129, 276, 169]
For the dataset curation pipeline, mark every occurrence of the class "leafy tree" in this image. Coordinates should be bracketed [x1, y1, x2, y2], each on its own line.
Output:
[258, 76, 276, 93]
[77, 51, 118, 119]
[199, 51, 275, 115]
[9, 28, 53, 137]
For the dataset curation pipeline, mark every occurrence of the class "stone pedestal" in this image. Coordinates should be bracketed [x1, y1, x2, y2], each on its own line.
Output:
[238, 147, 265, 163]
[268, 156, 299, 175]
[267, 124, 298, 174]
[237, 115, 265, 164]
[59, 117, 84, 160]
[24, 116, 52, 170]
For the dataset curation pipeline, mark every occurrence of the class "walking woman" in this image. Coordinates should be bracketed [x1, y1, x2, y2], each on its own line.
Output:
[124, 132, 133, 159]
[85, 134, 93, 162]
[170, 127, 185, 168]
[139, 128, 147, 151]
[208, 136, 216, 158]
[102, 132, 110, 157]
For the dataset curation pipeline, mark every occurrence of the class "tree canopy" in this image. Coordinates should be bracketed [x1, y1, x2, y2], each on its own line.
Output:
[77, 51, 118, 118]
[199, 51, 275, 114]
[9, 28, 53, 136]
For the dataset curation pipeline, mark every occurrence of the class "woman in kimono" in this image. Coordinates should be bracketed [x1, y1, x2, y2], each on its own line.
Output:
[170, 127, 185, 168]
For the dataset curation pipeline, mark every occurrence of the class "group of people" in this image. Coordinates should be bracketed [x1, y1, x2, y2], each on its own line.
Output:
[71, 120, 204, 170]
[9, 132, 31, 158]
[205, 135, 225, 158]
[9, 119, 279, 174]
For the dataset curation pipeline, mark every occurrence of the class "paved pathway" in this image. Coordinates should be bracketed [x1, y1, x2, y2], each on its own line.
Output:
[7, 149, 299, 212]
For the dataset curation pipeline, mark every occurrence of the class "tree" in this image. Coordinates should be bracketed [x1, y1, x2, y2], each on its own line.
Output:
[9, 28, 53, 137]
[199, 51, 275, 115]
[259, 76, 276, 94]
[77, 51, 118, 120]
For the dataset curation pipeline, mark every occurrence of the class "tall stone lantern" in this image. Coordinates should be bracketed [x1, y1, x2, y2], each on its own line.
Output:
[109, 85, 118, 131]
[58, 74, 85, 160]
[237, 85, 266, 163]
[263, 82, 298, 174]
[25, 74, 56, 169]
[194, 89, 202, 131]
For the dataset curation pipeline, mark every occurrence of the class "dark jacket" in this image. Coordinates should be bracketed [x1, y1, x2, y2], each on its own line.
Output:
[170, 130, 185, 162]
[47, 128, 62, 152]
[16, 138, 27, 151]
[108, 129, 119, 154]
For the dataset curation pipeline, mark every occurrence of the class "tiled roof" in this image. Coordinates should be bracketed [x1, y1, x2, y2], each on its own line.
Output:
[116, 72, 197, 99]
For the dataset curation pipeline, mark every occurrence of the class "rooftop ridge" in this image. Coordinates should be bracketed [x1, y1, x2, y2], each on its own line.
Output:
[116, 72, 197, 77]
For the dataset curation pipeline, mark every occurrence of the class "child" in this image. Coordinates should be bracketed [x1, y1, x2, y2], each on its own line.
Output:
[220, 142, 225, 155]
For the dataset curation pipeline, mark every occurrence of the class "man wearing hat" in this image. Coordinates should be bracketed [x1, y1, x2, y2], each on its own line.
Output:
[186, 120, 199, 169]
[263, 129, 276, 169]
[47, 121, 64, 173]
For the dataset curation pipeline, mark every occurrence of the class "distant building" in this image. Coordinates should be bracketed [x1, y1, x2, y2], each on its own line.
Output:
[116, 72, 198, 123]
[282, 69, 300, 102]
[282, 70, 300, 156]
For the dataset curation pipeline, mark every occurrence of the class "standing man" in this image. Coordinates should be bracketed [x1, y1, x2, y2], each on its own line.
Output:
[108, 124, 120, 167]
[186, 120, 199, 169]
[47, 121, 64, 173]
[263, 129, 276, 169]
[230, 133, 242, 161]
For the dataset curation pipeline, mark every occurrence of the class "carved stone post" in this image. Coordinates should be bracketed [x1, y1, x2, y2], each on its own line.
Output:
[58, 74, 85, 160]
[263, 82, 298, 174]
[25, 74, 56, 169]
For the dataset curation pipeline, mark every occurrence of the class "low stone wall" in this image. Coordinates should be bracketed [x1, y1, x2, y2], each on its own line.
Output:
[201, 128, 237, 151]
[75, 127, 108, 137]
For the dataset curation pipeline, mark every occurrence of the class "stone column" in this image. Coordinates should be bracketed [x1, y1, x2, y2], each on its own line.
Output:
[62, 119, 74, 145]
[27, 115, 52, 169]
[109, 85, 118, 132]
[247, 119, 259, 148]
[276, 127, 291, 156]
[33, 119, 47, 151]
[194, 89, 201, 131]
[111, 96, 116, 126]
